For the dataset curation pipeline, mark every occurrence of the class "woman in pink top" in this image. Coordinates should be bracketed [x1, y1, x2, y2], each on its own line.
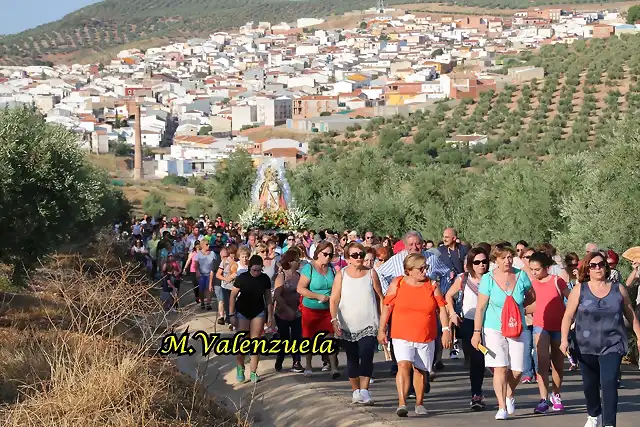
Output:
[527, 251, 572, 414]
[183, 240, 201, 304]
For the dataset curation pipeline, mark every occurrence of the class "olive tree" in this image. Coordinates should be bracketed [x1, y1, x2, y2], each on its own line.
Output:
[0, 107, 129, 285]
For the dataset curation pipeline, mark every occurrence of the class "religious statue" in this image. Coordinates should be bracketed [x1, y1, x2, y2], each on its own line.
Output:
[258, 167, 287, 211]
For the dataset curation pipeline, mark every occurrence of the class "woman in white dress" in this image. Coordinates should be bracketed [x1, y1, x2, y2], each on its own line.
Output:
[330, 242, 383, 405]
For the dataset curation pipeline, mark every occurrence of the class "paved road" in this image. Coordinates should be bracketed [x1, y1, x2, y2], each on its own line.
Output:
[170, 307, 640, 427]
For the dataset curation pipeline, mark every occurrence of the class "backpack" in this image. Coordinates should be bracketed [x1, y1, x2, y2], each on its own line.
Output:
[494, 272, 523, 338]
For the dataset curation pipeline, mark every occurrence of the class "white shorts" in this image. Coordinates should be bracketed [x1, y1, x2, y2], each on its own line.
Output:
[392, 339, 435, 372]
[482, 328, 526, 372]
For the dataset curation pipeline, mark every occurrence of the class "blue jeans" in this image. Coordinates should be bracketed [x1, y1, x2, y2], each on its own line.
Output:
[578, 352, 622, 426]
[523, 325, 538, 377]
[343, 335, 377, 378]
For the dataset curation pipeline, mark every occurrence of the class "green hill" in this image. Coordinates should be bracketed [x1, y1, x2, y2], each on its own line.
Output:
[0, 0, 630, 65]
[0, 0, 378, 65]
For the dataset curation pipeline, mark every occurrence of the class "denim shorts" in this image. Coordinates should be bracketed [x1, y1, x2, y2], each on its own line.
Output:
[197, 275, 210, 292]
[533, 326, 562, 342]
[237, 311, 266, 321]
[213, 285, 223, 301]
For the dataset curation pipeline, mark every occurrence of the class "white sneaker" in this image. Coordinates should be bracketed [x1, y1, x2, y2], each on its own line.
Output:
[415, 405, 428, 416]
[360, 389, 373, 405]
[584, 415, 602, 427]
[495, 408, 508, 420]
[352, 389, 362, 404]
[369, 377, 375, 384]
[303, 369, 313, 377]
[506, 397, 516, 415]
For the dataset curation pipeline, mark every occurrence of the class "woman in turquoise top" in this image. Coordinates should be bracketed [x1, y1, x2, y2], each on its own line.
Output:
[472, 243, 534, 421]
[297, 240, 339, 378]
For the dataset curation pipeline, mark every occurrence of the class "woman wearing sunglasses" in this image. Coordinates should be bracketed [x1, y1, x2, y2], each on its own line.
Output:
[471, 244, 534, 421]
[378, 253, 451, 417]
[229, 255, 274, 384]
[330, 242, 383, 405]
[297, 240, 340, 378]
[561, 251, 640, 427]
[255, 242, 279, 288]
[445, 247, 490, 411]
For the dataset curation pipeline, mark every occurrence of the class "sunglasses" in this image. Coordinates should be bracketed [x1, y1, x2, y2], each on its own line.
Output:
[287, 238, 294, 241]
[365, 236, 373, 240]
[473, 259, 489, 266]
[320, 251, 333, 258]
[349, 252, 366, 259]
[417, 265, 427, 272]
[589, 261, 606, 270]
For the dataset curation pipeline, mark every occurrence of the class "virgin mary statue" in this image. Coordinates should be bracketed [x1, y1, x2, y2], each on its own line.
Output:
[258, 167, 287, 211]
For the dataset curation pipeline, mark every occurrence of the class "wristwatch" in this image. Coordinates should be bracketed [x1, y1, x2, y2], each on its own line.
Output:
[441, 326, 451, 332]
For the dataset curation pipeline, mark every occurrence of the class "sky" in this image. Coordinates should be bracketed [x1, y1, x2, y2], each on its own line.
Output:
[0, 0, 100, 35]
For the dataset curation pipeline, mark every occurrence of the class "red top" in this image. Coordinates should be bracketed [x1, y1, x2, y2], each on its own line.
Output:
[384, 277, 446, 343]
[393, 240, 405, 254]
[532, 275, 567, 331]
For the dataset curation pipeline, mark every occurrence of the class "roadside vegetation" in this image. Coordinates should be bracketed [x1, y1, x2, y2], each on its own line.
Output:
[0, 236, 248, 427]
[0, 106, 249, 426]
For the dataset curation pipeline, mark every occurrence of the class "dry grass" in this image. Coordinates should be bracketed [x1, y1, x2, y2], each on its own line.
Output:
[0, 235, 248, 427]
[123, 183, 197, 217]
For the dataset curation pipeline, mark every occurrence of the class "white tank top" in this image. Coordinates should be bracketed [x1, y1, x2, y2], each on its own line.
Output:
[337, 269, 379, 341]
[461, 276, 480, 320]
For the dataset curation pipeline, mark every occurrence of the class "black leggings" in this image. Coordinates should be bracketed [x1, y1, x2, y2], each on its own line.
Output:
[343, 335, 377, 378]
[190, 272, 199, 301]
[461, 317, 486, 397]
[275, 315, 302, 364]
[222, 288, 232, 323]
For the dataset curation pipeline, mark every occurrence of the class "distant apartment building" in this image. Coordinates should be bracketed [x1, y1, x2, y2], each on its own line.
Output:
[231, 104, 258, 130]
[256, 96, 292, 126]
[292, 96, 339, 119]
[526, 8, 561, 23]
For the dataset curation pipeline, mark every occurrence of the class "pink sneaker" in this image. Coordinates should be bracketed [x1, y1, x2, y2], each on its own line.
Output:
[550, 393, 564, 411]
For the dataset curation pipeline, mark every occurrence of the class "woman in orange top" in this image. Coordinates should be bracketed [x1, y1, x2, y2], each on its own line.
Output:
[378, 253, 451, 418]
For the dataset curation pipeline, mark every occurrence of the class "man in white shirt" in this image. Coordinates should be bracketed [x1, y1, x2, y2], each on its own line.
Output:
[376, 230, 452, 378]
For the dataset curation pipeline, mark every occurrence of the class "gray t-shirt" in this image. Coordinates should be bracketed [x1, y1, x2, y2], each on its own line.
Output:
[195, 250, 219, 276]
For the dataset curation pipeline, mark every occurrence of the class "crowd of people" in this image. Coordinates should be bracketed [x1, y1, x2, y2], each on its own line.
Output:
[122, 216, 640, 426]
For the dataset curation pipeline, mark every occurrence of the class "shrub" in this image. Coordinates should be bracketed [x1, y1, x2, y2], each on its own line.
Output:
[142, 192, 168, 217]
[160, 175, 189, 186]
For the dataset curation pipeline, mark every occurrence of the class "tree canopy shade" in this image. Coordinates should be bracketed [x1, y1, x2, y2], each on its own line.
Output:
[0, 107, 130, 284]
